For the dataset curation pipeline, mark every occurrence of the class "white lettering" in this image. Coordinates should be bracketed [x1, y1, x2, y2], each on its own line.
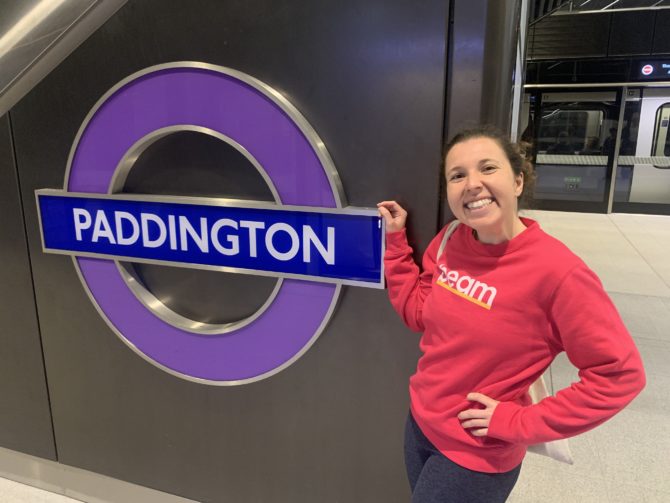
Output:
[437, 265, 497, 308]
[437, 264, 448, 283]
[240, 220, 265, 257]
[168, 215, 177, 250]
[211, 219, 239, 255]
[115, 211, 140, 245]
[456, 275, 475, 295]
[141, 213, 167, 248]
[302, 226, 335, 264]
[179, 216, 209, 253]
[446, 270, 458, 287]
[92, 210, 116, 244]
[266, 223, 299, 261]
[470, 281, 497, 307]
[72, 208, 91, 241]
[69, 208, 352, 274]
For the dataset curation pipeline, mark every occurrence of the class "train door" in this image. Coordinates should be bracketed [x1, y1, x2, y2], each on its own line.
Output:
[613, 87, 670, 214]
[524, 90, 621, 213]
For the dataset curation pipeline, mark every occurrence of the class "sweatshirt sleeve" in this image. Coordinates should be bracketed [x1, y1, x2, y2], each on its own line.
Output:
[384, 228, 442, 332]
[488, 264, 646, 445]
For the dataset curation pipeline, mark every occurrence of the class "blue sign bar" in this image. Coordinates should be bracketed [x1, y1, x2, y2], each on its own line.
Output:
[36, 191, 384, 287]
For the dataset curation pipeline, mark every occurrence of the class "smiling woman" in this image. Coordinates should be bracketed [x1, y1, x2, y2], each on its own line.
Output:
[443, 125, 535, 244]
[377, 125, 645, 503]
[446, 138, 525, 244]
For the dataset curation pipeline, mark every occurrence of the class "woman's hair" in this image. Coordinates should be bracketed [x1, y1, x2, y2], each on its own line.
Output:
[443, 125, 536, 209]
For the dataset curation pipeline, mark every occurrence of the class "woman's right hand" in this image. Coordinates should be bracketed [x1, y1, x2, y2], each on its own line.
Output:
[377, 201, 408, 233]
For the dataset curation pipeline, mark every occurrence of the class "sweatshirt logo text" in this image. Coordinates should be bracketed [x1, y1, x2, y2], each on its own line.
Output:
[436, 264, 497, 310]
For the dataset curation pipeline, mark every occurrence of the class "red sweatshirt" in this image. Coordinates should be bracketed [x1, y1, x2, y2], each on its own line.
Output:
[385, 218, 645, 473]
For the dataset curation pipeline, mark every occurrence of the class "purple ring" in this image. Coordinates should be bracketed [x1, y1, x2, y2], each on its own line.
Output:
[66, 64, 339, 383]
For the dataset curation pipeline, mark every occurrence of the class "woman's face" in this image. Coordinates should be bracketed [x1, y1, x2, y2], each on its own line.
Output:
[445, 137, 523, 242]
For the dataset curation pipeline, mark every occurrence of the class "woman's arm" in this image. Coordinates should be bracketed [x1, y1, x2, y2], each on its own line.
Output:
[378, 201, 442, 333]
[486, 265, 646, 444]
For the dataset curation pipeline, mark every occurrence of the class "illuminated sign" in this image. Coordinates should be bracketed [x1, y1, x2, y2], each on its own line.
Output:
[36, 63, 383, 384]
[37, 192, 382, 286]
[635, 60, 670, 80]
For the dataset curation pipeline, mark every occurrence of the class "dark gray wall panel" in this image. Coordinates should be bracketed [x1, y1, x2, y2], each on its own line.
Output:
[652, 9, 670, 55]
[529, 10, 670, 61]
[446, 0, 520, 137]
[10, 0, 446, 501]
[480, 0, 521, 133]
[0, 113, 56, 460]
[442, 0, 521, 225]
[528, 13, 611, 60]
[608, 11, 654, 57]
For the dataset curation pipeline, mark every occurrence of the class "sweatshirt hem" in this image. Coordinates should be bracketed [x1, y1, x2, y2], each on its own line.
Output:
[410, 406, 526, 474]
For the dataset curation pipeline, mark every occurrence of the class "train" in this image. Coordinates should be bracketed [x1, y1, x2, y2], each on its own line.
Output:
[520, 87, 670, 207]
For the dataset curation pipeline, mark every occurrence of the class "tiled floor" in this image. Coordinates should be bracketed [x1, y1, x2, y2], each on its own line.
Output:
[2, 210, 669, 502]
[0, 477, 79, 503]
[507, 210, 670, 503]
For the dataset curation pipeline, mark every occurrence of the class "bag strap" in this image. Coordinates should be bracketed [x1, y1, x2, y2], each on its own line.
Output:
[436, 220, 460, 261]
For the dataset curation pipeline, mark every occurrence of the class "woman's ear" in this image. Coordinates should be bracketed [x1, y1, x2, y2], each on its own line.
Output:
[515, 171, 524, 198]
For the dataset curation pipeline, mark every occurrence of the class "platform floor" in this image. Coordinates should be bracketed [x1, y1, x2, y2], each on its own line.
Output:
[0, 477, 78, 503]
[2, 210, 669, 503]
[509, 210, 670, 503]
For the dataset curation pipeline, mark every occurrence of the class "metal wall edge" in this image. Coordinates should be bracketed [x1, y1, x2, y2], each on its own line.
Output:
[0, 446, 198, 503]
[0, 0, 128, 117]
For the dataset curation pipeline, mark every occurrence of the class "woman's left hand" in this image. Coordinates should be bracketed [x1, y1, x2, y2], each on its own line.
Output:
[458, 393, 500, 437]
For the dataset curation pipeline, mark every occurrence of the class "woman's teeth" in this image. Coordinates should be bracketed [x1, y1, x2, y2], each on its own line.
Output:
[466, 198, 493, 209]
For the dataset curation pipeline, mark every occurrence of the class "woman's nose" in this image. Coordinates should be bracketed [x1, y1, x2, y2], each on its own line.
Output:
[464, 173, 483, 190]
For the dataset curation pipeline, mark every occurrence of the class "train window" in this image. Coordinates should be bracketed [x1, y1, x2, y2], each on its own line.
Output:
[537, 109, 604, 154]
[651, 103, 670, 157]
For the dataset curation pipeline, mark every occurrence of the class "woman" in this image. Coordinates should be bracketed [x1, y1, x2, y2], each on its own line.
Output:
[377, 126, 645, 503]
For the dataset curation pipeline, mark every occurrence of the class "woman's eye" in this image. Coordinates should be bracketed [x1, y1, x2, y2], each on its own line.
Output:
[482, 165, 497, 173]
[449, 173, 464, 181]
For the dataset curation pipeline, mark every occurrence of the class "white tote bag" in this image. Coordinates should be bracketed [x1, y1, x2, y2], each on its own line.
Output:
[526, 375, 574, 464]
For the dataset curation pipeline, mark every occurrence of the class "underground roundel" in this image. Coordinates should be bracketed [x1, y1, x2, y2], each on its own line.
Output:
[36, 62, 384, 385]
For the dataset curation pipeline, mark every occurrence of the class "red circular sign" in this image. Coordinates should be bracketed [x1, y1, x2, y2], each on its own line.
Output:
[642, 64, 654, 76]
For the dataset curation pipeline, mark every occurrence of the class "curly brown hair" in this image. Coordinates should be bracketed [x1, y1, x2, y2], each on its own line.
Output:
[443, 125, 536, 209]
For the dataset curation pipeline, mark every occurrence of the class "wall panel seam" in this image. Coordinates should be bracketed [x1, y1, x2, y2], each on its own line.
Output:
[7, 111, 59, 461]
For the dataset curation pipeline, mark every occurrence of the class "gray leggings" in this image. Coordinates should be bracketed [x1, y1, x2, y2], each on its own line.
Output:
[404, 413, 522, 503]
